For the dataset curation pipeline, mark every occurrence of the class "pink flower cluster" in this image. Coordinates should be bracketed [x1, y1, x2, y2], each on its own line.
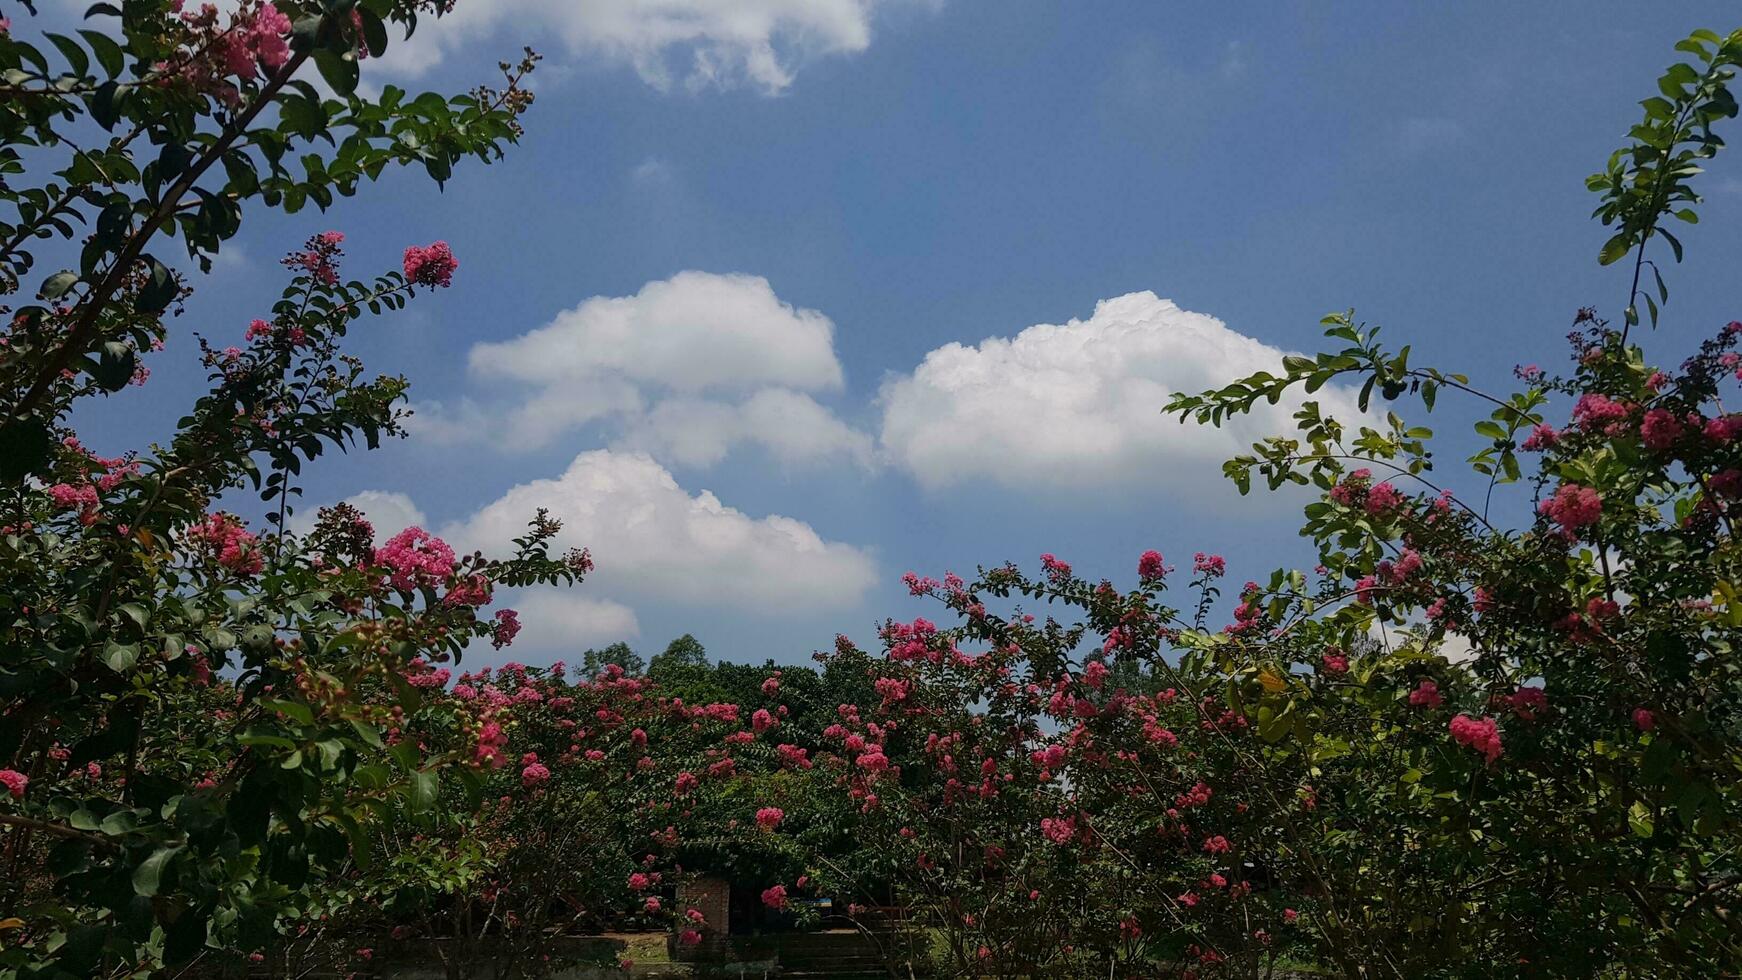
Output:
[1409, 679, 1443, 708]
[185, 512, 264, 575]
[492, 609, 521, 649]
[755, 806, 784, 831]
[1572, 393, 1632, 433]
[1539, 484, 1602, 540]
[1040, 815, 1077, 845]
[47, 482, 101, 525]
[374, 527, 456, 589]
[1193, 552, 1226, 577]
[285, 231, 345, 285]
[0, 768, 27, 799]
[521, 761, 551, 789]
[1449, 714, 1502, 764]
[214, 2, 291, 79]
[403, 241, 458, 288]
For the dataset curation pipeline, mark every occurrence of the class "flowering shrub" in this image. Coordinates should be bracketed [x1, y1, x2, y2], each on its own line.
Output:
[0, 3, 561, 976]
[1160, 26, 1742, 976]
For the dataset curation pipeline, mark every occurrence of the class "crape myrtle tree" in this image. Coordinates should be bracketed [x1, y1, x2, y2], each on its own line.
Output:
[0, 1, 588, 977]
[807, 565, 1312, 980]
[279, 660, 784, 979]
[1156, 26, 1742, 978]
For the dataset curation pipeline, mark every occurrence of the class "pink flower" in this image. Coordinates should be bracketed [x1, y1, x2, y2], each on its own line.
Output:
[1449, 714, 1502, 764]
[1639, 408, 1684, 452]
[755, 806, 784, 831]
[492, 609, 521, 649]
[761, 676, 780, 695]
[403, 241, 458, 288]
[185, 512, 264, 575]
[521, 762, 551, 789]
[46, 482, 100, 524]
[1521, 424, 1560, 451]
[1632, 708, 1656, 732]
[752, 708, 777, 733]
[1041, 815, 1076, 845]
[679, 930, 702, 947]
[1283, 908, 1299, 925]
[252, 4, 291, 71]
[1572, 393, 1631, 432]
[1321, 652, 1349, 675]
[1201, 835, 1232, 854]
[374, 527, 456, 589]
[1364, 482, 1405, 516]
[761, 884, 788, 910]
[1506, 685, 1548, 722]
[1040, 553, 1072, 584]
[0, 769, 27, 799]
[1538, 484, 1602, 540]
[1703, 415, 1742, 444]
[1193, 553, 1226, 577]
[1081, 659, 1108, 690]
[1138, 549, 1167, 581]
[1408, 679, 1443, 708]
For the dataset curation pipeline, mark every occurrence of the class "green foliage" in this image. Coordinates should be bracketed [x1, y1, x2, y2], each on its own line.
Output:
[0, 4, 565, 977]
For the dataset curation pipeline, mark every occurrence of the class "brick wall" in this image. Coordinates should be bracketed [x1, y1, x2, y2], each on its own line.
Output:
[672, 877, 731, 960]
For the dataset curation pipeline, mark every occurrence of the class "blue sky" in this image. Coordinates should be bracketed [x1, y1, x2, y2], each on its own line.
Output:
[60, 1, 1742, 666]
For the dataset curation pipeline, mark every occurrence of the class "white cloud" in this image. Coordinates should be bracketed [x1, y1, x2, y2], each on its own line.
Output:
[877, 291, 1369, 497]
[617, 388, 875, 469]
[441, 450, 877, 611]
[447, 272, 869, 465]
[471, 271, 843, 394]
[507, 591, 642, 652]
[372, 0, 888, 94]
[290, 490, 427, 537]
[630, 156, 678, 187]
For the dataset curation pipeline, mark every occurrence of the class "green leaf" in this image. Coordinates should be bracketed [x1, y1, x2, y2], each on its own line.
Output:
[1628, 801, 1655, 838]
[259, 699, 315, 726]
[1598, 232, 1632, 265]
[408, 769, 438, 813]
[79, 29, 125, 77]
[136, 256, 176, 314]
[103, 642, 139, 673]
[314, 50, 359, 96]
[40, 270, 79, 299]
[348, 718, 384, 749]
[132, 846, 180, 897]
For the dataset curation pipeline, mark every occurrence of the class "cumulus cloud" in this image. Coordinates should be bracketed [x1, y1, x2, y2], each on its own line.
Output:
[442, 271, 869, 467]
[617, 388, 875, 469]
[471, 271, 843, 393]
[877, 291, 1370, 497]
[373, 0, 889, 93]
[441, 450, 877, 611]
[507, 591, 642, 652]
